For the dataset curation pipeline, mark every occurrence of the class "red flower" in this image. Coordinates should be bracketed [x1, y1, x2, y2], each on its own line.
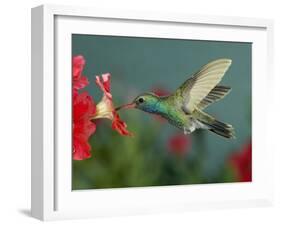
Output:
[72, 55, 89, 94]
[73, 92, 96, 160]
[230, 142, 252, 182]
[168, 133, 191, 156]
[72, 55, 132, 160]
[94, 73, 132, 136]
[72, 55, 96, 160]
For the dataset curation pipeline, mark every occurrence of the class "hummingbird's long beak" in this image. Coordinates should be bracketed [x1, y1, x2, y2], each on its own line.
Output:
[115, 102, 136, 111]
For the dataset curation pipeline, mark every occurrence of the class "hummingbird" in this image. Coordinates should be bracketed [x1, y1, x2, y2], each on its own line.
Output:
[116, 58, 235, 139]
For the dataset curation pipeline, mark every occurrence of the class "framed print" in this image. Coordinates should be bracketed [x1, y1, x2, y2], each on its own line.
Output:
[31, 4, 274, 221]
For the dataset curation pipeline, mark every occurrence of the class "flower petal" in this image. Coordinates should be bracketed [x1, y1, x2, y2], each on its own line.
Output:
[73, 55, 89, 91]
[73, 75, 89, 90]
[73, 136, 92, 160]
[73, 55, 85, 80]
[73, 91, 97, 160]
[102, 73, 111, 93]
[73, 121, 96, 160]
[95, 73, 112, 99]
[112, 112, 133, 136]
[73, 92, 96, 121]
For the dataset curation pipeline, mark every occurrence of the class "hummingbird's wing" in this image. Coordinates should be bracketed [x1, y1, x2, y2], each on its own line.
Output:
[178, 58, 232, 113]
[197, 85, 231, 110]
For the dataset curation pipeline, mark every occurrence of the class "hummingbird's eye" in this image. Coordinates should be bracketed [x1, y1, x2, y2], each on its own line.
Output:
[138, 97, 144, 103]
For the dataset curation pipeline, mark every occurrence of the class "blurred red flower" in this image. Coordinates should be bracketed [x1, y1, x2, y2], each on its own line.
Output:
[72, 56, 132, 160]
[230, 142, 252, 182]
[168, 133, 191, 156]
[152, 87, 170, 97]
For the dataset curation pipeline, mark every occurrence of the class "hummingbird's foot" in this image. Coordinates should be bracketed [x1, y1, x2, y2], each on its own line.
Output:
[183, 127, 190, 135]
[183, 125, 196, 135]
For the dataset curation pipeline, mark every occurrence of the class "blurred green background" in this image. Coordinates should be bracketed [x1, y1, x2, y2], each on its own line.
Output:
[72, 34, 252, 189]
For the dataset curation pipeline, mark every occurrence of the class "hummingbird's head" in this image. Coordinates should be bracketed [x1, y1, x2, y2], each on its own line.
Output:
[116, 92, 160, 113]
[132, 93, 160, 113]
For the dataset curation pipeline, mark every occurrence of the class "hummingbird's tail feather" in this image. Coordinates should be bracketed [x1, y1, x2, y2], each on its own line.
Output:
[194, 109, 235, 139]
[205, 119, 235, 139]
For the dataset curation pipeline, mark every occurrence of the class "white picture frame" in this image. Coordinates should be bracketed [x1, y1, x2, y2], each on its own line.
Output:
[31, 4, 274, 221]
